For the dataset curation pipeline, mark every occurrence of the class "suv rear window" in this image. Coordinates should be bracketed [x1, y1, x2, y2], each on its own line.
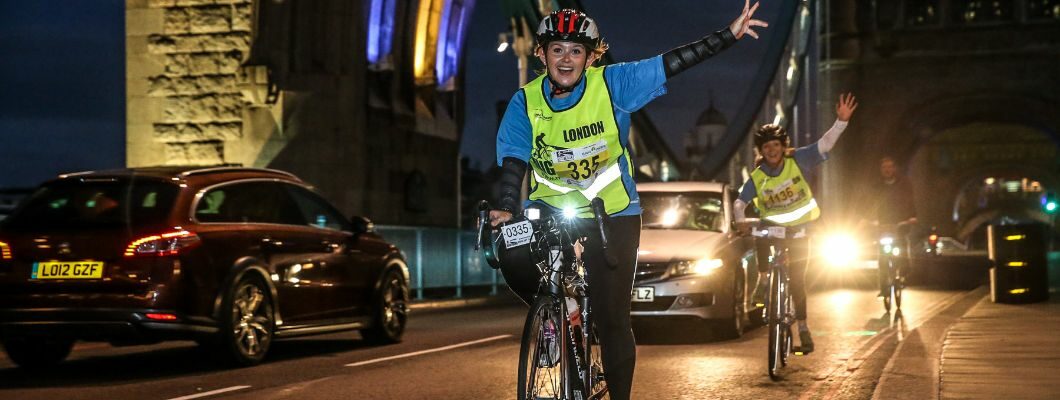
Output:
[2, 179, 179, 231]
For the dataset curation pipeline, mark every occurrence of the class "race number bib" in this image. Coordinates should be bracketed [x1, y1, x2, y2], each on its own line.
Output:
[762, 178, 804, 209]
[551, 140, 611, 189]
[502, 220, 534, 249]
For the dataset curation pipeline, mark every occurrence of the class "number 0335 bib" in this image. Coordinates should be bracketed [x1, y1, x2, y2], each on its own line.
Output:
[523, 67, 632, 217]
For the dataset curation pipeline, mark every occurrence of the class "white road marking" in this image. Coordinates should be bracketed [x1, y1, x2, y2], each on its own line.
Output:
[346, 335, 512, 367]
[166, 385, 251, 400]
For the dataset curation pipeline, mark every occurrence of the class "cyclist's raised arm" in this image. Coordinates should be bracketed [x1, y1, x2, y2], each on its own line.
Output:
[817, 92, 858, 155]
[662, 0, 768, 78]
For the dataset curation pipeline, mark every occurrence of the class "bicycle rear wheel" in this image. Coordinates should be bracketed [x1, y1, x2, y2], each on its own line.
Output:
[518, 295, 568, 400]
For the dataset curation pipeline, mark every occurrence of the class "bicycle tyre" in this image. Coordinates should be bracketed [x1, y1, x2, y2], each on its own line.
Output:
[518, 295, 568, 400]
[767, 270, 784, 380]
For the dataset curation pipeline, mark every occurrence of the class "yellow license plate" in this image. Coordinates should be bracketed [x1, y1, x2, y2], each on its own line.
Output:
[32, 261, 104, 280]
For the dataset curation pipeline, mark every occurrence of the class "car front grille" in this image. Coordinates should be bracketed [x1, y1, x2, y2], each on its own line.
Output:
[631, 295, 676, 312]
[634, 262, 669, 283]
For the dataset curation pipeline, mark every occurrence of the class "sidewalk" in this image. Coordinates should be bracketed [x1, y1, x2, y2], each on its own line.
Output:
[408, 294, 519, 312]
[938, 296, 1060, 399]
[875, 290, 1060, 400]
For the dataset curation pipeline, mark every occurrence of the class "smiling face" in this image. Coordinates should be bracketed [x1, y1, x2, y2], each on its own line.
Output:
[538, 41, 598, 92]
[760, 140, 785, 168]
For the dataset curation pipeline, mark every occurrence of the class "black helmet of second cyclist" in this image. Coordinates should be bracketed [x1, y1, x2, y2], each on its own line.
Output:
[754, 124, 789, 149]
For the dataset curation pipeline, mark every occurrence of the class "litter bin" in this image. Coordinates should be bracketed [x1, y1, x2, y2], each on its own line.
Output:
[988, 223, 1049, 303]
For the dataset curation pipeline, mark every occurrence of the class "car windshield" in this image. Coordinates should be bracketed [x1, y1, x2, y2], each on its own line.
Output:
[640, 191, 725, 232]
[1, 178, 179, 232]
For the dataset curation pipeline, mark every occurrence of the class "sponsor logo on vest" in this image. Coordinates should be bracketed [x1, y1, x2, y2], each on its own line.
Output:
[563, 121, 606, 142]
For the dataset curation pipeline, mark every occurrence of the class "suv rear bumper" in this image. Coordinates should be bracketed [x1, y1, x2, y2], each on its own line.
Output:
[0, 308, 217, 343]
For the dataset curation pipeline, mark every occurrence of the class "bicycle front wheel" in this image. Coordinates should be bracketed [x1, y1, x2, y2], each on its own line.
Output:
[767, 271, 784, 380]
[518, 295, 568, 400]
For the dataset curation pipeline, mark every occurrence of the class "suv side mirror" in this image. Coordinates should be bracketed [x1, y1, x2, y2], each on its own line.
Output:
[350, 216, 374, 234]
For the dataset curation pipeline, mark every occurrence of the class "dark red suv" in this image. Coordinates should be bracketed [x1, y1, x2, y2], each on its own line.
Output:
[0, 167, 410, 367]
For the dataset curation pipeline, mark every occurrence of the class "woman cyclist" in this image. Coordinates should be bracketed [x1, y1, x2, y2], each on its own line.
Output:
[734, 93, 859, 354]
[490, 3, 767, 399]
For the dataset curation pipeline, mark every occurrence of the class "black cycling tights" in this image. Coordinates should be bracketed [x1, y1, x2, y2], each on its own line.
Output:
[755, 236, 810, 320]
[499, 215, 641, 400]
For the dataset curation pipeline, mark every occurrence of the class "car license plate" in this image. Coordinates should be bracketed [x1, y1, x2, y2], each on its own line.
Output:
[31, 261, 104, 280]
[631, 287, 654, 302]
[501, 220, 533, 249]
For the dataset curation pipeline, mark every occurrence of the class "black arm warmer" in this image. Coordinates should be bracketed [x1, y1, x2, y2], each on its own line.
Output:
[497, 157, 527, 213]
[662, 28, 738, 78]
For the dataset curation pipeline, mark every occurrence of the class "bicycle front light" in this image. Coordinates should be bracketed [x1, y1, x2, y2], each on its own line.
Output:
[671, 258, 724, 276]
[562, 207, 577, 219]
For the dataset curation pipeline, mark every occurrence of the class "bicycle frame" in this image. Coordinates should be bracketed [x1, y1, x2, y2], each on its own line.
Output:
[480, 199, 612, 400]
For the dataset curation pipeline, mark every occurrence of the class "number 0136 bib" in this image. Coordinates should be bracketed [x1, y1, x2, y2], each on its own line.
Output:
[523, 67, 632, 216]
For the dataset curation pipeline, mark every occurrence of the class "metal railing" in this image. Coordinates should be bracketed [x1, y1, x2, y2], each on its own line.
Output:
[375, 225, 503, 299]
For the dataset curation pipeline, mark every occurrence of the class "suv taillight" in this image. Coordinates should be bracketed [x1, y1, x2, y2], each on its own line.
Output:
[0, 240, 11, 260]
[124, 231, 201, 257]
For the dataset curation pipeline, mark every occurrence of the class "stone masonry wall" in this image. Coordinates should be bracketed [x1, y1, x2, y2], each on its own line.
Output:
[127, 0, 251, 166]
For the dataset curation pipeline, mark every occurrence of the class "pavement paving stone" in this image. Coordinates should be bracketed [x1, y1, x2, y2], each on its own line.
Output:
[939, 297, 1060, 400]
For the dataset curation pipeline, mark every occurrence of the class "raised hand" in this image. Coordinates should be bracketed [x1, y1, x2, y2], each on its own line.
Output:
[729, 0, 769, 40]
[836, 92, 858, 122]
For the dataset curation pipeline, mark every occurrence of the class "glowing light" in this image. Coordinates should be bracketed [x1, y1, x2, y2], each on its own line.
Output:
[891, 247, 901, 257]
[821, 233, 860, 268]
[563, 207, 577, 219]
[693, 259, 724, 275]
[145, 313, 178, 321]
[880, 237, 894, 246]
[984, 177, 995, 185]
[637, 250, 653, 256]
[1005, 235, 1025, 241]
[661, 208, 679, 227]
[1009, 288, 1028, 294]
[1007, 261, 1026, 267]
[0, 240, 11, 260]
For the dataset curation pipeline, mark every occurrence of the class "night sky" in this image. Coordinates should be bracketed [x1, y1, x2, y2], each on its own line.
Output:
[460, 0, 781, 170]
[0, 0, 125, 188]
[0, 1, 776, 186]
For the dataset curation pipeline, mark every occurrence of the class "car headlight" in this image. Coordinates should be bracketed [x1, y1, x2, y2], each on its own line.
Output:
[821, 232, 860, 268]
[670, 258, 724, 276]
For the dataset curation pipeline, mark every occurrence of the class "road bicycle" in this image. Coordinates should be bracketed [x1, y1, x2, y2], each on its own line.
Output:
[877, 227, 904, 313]
[739, 218, 797, 380]
[477, 198, 615, 399]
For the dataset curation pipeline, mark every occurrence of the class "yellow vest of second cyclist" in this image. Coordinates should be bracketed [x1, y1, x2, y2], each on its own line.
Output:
[751, 157, 821, 226]
[523, 67, 632, 217]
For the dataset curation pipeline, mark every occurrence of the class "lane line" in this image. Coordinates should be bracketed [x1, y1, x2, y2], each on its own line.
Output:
[166, 385, 251, 400]
[346, 335, 512, 367]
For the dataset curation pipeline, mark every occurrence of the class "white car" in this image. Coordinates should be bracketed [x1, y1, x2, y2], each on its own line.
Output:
[631, 182, 758, 339]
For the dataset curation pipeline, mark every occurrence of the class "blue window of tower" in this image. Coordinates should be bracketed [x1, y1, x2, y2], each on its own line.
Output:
[435, 0, 475, 89]
[367, 0, 397, 66]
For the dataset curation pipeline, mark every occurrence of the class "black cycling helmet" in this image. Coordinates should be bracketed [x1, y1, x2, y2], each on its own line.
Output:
[536, 9, 602, 50]
[754, 124, 789, 149]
